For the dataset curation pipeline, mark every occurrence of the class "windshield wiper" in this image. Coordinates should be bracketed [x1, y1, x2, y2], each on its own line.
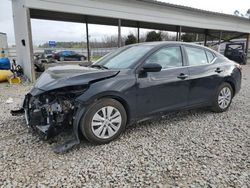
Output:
[90, 64, 109, 70]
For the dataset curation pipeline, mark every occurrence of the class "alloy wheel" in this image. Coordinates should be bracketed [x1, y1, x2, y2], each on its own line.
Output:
[218, 87, 232, 109]
[91, 106, 122, 139]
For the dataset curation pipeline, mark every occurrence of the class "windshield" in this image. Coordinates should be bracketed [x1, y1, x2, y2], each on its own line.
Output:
[93, 45, 154, 69]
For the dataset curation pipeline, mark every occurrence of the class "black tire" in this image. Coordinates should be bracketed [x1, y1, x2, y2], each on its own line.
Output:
[211, 82, 233, 113]
[80, 98, 127, 144]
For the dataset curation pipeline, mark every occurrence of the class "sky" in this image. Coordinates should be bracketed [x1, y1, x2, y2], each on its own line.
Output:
[0, 0, 249, 46]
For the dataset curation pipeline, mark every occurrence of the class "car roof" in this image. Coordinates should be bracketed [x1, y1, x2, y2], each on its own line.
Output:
[129, 41, 222, 56]
[132, 41, 204, 48]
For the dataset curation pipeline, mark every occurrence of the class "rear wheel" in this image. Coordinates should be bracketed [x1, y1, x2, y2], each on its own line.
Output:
[80, 57, 85, 61]
[211, 83, 233, 112]
[80, 98, 127, 144]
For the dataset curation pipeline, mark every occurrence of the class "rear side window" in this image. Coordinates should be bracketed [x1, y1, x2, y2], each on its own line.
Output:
[185, 46, 208, 66]
[62, 51, 70, 56]
[145, 46, 183, 69]
[206, 51, 215, 63]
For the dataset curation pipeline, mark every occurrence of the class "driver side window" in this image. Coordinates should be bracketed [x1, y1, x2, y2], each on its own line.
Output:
[145, 46, 183, 69]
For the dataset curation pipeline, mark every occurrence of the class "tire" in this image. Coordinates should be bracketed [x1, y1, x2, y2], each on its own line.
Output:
[211, 83, 233, 113]
[80, 98, 127, 144]
[80, 57, 85, 61]
[59, 57, 64, 61]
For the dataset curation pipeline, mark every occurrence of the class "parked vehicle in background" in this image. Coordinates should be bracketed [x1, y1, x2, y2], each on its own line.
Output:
[43, 49, 55, 59]
[33, 54, 45, 72]
[53, 50, 86, 61]
[224, 43, 246, 64]
[13, 42, 242, 152]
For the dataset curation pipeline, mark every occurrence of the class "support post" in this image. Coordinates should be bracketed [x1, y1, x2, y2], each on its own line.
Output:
[176, 31, 178, 41]
[218, 31, 222, 53]
[26, 9, 35, 81]
[137, 22, 140, 43]
[85, 20, 90, 62]
[176, 26, 179, 41]
[204, 30, 208, 46]
[176, 26, 182, 41]
[179, 26, 182, 41]
[196, 34, 199, 41]
[12, 1, 35, 81]
[245, 33, 250, 64]
[118, 19, 122, 47]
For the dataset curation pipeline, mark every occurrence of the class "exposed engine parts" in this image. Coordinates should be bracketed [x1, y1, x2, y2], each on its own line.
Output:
[25, 93, 76, 139]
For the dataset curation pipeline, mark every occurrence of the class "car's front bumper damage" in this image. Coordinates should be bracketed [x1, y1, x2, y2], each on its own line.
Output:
[23, 93, 72, 138]
[12, 89, 86, 153]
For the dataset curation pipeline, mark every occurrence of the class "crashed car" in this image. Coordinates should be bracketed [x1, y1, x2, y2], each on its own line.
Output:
[12, 42, 242, 153]
[13, 65, 119, 152]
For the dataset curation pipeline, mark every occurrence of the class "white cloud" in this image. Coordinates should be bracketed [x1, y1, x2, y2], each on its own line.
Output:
[0, 0, 15, 45]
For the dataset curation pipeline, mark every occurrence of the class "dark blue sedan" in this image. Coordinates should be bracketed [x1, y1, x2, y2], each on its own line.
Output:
[53, 50, 86, 61]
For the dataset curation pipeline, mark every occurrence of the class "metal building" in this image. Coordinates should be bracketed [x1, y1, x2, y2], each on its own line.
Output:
[12, 0, 250, 81]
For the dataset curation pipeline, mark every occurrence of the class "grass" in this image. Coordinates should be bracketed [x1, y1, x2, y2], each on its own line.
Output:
[90, 56, 102, 62]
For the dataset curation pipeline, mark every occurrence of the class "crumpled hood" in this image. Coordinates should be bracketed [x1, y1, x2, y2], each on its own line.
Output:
[34, 65, 119, 92]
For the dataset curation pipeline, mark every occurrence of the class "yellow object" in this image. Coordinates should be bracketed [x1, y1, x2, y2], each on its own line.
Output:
[8, 75, 21, 84]
[0, 70, 13, 82]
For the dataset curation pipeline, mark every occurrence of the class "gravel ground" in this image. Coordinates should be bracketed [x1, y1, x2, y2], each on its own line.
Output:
[0, 65, 250, 187]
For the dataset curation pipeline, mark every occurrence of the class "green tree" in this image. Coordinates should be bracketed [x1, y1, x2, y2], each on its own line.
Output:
[247, 8, 250, 18]
[125, 34, 137, 45]
[145, 31, 162, 42]
[234, 9, 250, 18]
[181, 33, 196, 42]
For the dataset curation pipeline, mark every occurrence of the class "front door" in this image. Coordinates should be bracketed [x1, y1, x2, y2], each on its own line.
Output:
[136, 45, 189, 118]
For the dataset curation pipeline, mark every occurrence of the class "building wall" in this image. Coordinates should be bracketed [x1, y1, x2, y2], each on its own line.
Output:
[0, 33, 8, 57]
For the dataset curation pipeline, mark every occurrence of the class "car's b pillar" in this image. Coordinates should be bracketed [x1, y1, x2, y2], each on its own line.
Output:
[246, 33, 250, 64]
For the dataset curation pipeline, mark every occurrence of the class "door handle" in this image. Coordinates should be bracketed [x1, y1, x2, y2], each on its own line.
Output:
[177, 73, 188, 79]
[215, 68, 223, 73]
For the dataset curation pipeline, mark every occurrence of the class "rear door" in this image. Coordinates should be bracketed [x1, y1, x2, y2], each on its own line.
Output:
[136, 45, 189, 118]
[67, 51, 76, 61]
[183, 45, 223, 105]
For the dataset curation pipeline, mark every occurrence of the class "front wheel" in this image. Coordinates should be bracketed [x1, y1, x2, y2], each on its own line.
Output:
[211, 83, 233, 113]
[80, 98, 127, 144]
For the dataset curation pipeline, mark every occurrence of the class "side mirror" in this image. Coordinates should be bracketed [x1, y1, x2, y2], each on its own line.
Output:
[142, 63, 162, 73]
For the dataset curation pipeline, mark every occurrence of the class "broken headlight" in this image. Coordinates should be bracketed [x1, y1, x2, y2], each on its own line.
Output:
[27, 85, 87, 132]
[48, 85, 88, 96]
